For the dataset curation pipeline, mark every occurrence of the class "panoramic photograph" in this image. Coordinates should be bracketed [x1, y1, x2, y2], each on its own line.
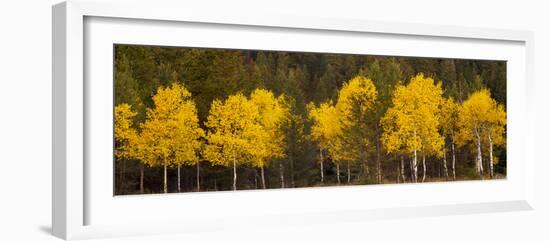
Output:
[113, 44, 507, 195]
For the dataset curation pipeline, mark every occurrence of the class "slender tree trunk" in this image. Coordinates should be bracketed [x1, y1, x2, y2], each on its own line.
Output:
[422, 150, 426, 182]
[261, 166, 266, 189]
[363, 148, 370, 178]
[163, 156, 168, 193]
[488, 129, 494, 179]
[396, 161, 400, 183]
[279, 162, 285, 188]
[138, 164, 143, 193]
[413, 149, 418, 183]
[177, 165, 181, 192]
[336, 162, 341, 184]
[412, 130, 418, 183]
[443, 146, 448, 181]
[319, 147, 324, 184]
[451, 139, 456, 180]
[232, 158, 237, 191]
[347, 160, 351, 184]
[196, 161, 200, 192]
[214, 177, 218, 191]
[474, 128, 484, 177]
[401, 155, 405, 183]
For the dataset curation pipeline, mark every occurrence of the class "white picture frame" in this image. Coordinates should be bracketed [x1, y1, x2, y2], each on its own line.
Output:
[52, 0, 535, 240]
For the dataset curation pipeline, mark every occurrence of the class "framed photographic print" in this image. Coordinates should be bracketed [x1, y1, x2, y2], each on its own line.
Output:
[52, 0, 535, 240]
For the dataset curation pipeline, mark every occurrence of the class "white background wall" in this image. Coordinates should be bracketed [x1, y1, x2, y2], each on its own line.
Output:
[0, 0, 548, 240]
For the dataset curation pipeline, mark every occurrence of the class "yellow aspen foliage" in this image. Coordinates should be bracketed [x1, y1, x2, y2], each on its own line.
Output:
[485, 104, 506, 147]
[307, 101, 342, 153]
[381, 74, 444, 155]
[336, 76, 377, 129]
[203, 94, 259, 167]
[308, 101, 342, 183]
[457, 89, 506, 177]
[457, 89, 506, 146]
[308, 100, 353, 162]
[440, 97, 460, 179]
[172, 101, 205, 166]
[440, 97, 460, 138]
[114, 103, 138, 160]
[248, 89, 289, 169]
[203, 93, 263, 190]
[137, 83, 203, 192]
[139, 83, 203, 166]
[381, 74, 444, 182]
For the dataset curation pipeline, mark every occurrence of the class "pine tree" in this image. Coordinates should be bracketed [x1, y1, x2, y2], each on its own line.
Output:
[335, 76, 378, 181]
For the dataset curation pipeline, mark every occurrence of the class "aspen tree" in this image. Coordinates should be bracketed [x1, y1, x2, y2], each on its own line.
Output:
[381, 74, 444, 182]
[308, 101, 342, 184]
[138, 84, 203, 193]
[204, 94, 261, 190]
[114, 104, 139, 193]
[249, 89, 289, 189]
[457, 89, 506, 178]
[440, 97, 460, 180]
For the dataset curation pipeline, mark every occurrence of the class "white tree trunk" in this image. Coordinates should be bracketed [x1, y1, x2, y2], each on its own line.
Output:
[279, 162, 285, 188]
[232, 158, 237, 191]
[177, 165, 181, 192]
[163, 156, 168, 193]
[347, 160, 351, 184]
[451, 139, 456, 180]
[487, 129, 494, 179]
[336, 162, 341, 184]
[261, 166, 266, 189]
[196, 161, 200, 192]
[443, 146, 448, 181]
[319, 147, 324, 184]
[214, 177, 218, 191]
[413, 149, 418, 183]
[422, 151, 426, 182]
[474, 128, 484, 177]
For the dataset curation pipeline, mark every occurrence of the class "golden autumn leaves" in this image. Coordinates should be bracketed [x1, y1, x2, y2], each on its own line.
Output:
[115, 85, 290, 192]
[115, 73, 506, 193]
[204, 90, 289, 190]
[115, 84, 204, 193]
[457, 89, 506, 178]
[308, 74, 506, 184]
[308, 76, 378, 184]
